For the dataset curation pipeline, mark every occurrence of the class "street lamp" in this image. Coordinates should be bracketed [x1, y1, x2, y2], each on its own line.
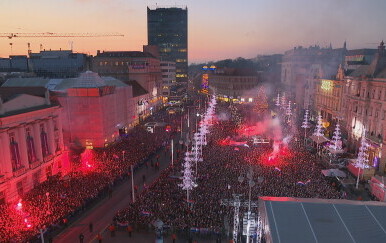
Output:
[238, 168, 263, 243]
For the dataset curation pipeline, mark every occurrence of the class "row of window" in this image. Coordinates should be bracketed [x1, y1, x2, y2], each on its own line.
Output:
[9, 124, 60, 172]
[98, 61, 149, 67]
[353, 86, 386, 101]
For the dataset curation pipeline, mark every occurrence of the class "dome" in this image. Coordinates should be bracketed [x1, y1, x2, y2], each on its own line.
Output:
[74, 71, 106, 88]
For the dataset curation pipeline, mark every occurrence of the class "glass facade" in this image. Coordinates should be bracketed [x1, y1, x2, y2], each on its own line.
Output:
[147, 7, 188, 84]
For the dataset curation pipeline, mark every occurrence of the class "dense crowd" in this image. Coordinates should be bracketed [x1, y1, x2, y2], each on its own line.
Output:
[0, 110, 178, 242]
[114, 102, 341, 234]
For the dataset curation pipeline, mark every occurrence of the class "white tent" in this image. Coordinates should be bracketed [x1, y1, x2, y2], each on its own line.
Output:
[309, 135, 329, 144]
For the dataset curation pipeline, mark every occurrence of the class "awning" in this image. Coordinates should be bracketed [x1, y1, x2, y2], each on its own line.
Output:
[321, 169, 347, 178]
[327, 147, 345, 154]
[309, 135, 329, 144]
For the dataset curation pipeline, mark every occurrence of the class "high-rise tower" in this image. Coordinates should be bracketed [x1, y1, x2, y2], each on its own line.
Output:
[147, 6, 188, 85]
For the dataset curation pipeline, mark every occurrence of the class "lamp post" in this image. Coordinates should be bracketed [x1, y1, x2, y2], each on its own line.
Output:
[171, 139, 174, 167]
[131, 164, 135, 203]
[238, 168, 262, 243]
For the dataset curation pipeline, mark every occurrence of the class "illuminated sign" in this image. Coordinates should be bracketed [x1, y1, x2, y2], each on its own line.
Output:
[201, 73, 209, 94]
[321, 79, 333, 91]
[202, 65, 208, 70]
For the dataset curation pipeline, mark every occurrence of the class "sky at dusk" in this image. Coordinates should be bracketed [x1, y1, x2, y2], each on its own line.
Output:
[1, 0, 386, 63]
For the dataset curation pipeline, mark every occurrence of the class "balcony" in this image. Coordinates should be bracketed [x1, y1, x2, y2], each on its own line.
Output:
[29, 161, 41, 170]
[13, 166, 27, 177]
[43, 154, 55, 163]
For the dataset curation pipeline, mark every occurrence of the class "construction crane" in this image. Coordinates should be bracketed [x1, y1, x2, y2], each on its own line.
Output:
[0, 32, 124, 39]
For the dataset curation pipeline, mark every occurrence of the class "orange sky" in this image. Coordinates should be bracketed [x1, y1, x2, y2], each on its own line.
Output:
[1, 0, 386, 63]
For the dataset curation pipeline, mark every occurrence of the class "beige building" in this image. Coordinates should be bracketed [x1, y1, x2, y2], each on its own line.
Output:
[0, 87, 66, 204]
[314, 65, 346, 136]
[281, 45, 345, 113]
[342, 42, 386, 173]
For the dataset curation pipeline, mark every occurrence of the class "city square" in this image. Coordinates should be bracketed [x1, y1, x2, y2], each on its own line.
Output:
[1, 1, 386, 243]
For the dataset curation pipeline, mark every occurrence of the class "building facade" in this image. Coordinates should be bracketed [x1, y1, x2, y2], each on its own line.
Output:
[55, 71, 132, 148]
[281, 45, 345, 113]
[160, 60, 176, 99]
[208, 68, 259, 102]
[0, 88, 66, 204]
[29, 50, 87, 78]
[314, 65, 346, 137]
[147, 7, 188, 85]
[91, 47, 162, 110]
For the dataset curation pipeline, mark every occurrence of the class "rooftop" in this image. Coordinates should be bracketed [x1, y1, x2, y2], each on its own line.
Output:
[260, 196, 386, 243]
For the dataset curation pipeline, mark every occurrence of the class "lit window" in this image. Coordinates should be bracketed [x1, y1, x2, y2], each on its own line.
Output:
[178, 49, 187, 52]
[176, 74, 187, 78]
[248, 98, 253, 102]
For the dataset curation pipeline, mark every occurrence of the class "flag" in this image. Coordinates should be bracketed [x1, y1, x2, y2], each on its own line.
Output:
[274, 167, 281, 172]
[297, 181, 306, 185]
[305, 179, 311, 184]
[113, 154, 119, 159]
[243, 144, 250, 148]
[190, 227, 200, 232]
[140, 211, 151, 216]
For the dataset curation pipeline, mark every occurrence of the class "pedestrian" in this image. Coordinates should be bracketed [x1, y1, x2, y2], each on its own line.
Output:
[109, 224, 116, 237]
[89, 222, 93, 232]
[127, 225, 133, 237]
[63, 218, 68, 227]
[142, 174, 146, 183]
[79, 233, 84, 243]
[97, 233, 103, 243]
[172, 233, 177, 243]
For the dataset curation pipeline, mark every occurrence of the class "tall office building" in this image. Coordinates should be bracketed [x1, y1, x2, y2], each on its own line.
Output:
[147, 6, 188, 85]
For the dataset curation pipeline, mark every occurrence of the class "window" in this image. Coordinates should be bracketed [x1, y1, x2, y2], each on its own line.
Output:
[9, 133, 21, 171]
[40, 124, 49, 157]
[26, 128, 37, 163]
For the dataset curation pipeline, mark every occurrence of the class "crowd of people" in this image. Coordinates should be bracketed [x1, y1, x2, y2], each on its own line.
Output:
[114, 102, 341, 236]
[0, 109, 180, 242]
[0, 99, 343, 242]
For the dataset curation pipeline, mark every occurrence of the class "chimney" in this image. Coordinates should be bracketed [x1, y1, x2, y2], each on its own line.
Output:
[378, 40, 385, 56]
[45, 89, 51, 105]
[0, 96, 4, 115]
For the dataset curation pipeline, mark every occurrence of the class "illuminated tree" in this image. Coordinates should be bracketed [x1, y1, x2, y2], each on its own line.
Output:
[280, 93, 286, 109]
[301, 110, 310, 129]
[355, 131, 369, 169]
[253, 86, 269, 113]
[286, 101, 292, 116]
[301, 110, 310, 142]
[275, 93, 281, 107]
[313, 114, 324, 137]
[330, 123, 342, 151]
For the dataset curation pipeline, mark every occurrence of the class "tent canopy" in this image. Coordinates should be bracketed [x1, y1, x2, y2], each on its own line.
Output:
[321, 169, 347, 178]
